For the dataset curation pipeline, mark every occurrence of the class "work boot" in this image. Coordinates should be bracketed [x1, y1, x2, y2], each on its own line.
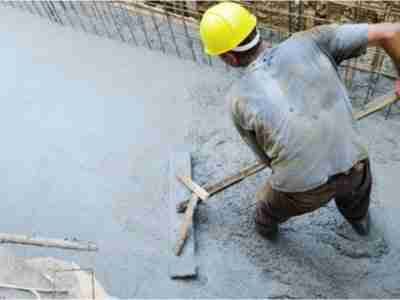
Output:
[255, 221, 278, 240]
[350, 213, 370, 236]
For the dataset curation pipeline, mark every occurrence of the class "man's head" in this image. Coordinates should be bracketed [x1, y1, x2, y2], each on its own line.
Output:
[199, 2, 262, 67]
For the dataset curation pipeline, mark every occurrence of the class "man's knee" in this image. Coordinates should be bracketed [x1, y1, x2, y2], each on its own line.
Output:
[254, 184, 287, 232]
[255, 183, 277, 224]
[255, 182, 271, 204]
[255, 182, 329, 227]
[255, 200, 276, 227]
[255, 200, 279, 238]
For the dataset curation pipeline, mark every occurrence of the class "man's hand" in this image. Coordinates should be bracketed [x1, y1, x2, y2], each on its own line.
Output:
[368, 24, 400, 98]
[368, 23, 400, 75]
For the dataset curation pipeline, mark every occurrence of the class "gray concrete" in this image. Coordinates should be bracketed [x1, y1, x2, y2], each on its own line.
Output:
[0, 7, 210, 297]
[1, 7, 400, 298]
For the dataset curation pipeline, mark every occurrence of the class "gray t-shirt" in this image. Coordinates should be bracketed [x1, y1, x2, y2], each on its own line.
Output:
[229, 24, 369, 192]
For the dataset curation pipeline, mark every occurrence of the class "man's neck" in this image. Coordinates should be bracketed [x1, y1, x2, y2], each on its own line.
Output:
[242, 41, 271, 67]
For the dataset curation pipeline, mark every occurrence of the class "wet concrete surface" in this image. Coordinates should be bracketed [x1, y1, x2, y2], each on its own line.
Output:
[0, 7, 204, 297]
[1, 7, 400, 298]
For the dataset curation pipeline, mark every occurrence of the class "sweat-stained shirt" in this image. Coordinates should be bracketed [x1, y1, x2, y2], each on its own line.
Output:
[229, 24, 370, 192]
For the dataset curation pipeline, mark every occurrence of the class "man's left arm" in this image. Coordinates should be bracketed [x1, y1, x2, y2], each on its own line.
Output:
[368, 23, 400, 95]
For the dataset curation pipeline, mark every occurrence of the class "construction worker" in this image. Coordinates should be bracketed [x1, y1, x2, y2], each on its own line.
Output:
[199, 2, 400, 238]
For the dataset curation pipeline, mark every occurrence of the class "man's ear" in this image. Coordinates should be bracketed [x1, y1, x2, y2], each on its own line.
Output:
[220, 52, 240, 67]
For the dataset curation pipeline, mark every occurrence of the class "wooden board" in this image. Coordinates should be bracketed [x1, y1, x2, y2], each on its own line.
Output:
[0, 233, 98, 251]
[168, 151, 197, 279]
[174, 194, 199, 256]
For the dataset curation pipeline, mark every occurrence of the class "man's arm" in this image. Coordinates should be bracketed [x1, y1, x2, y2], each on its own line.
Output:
[368, 23, 400, 77]
[307, 24, 369, 64]
[310, 23, 400, 95]
[231, 114, 271, 167]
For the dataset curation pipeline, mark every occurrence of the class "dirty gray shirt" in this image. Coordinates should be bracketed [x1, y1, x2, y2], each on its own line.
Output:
[229, 24, 369, 192]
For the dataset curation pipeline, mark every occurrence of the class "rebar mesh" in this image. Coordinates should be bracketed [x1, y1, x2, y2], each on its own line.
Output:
[1, 0, 399, 117]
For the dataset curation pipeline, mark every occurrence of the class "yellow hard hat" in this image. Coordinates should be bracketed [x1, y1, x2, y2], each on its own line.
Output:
[199, 2, 257, 56]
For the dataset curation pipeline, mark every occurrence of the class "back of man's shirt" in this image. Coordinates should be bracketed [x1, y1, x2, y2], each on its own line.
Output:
[230, 24, 369, 192]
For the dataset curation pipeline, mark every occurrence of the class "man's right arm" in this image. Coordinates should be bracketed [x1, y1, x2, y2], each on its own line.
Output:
[310, 23, 400, 96]
[367, 23, 400, 78]
[231, 112, 271, 167]
[368, 23, 400, 96]
[308, 23, 369, 65]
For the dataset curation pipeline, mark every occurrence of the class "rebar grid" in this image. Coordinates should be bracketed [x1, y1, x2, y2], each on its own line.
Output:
[1, 1, 399, 117]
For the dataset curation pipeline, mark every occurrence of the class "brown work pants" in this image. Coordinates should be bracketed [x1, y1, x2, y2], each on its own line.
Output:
[255, 160, 372, 229]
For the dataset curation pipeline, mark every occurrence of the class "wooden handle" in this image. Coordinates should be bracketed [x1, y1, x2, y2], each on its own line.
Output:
[174, 194, 199, 256]
[176, 162, 267, 213]
[354, 93, 399, 121]
[0, 233, 98, 251]
[177, 175, 210, 201]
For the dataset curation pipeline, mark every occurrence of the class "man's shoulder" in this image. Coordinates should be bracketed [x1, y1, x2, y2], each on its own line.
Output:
[277, 29, 323, 54]
[290, 24, 339, 41]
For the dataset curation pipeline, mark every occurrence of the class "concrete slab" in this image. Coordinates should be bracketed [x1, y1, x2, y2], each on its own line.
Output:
[0, 7, 221, 297]
[1, 5, 400, 299]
